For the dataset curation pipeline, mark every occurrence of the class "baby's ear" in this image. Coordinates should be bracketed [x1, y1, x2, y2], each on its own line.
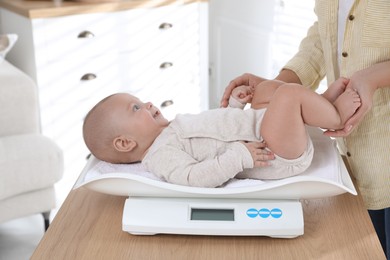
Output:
[113, 136, 137, 152]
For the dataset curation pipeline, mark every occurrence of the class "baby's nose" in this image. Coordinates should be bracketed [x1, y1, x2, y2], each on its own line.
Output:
[145, 102, 153, 109]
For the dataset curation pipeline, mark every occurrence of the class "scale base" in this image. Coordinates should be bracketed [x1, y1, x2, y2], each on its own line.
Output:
[122, 197, 304, 238]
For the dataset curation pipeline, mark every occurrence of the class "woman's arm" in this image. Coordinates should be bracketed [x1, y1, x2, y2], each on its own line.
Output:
[275, 69, 302, 84]
[324, 60, 390, 137]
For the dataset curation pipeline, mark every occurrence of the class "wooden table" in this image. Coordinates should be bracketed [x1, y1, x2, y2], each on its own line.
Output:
[32, 184, 386, 259]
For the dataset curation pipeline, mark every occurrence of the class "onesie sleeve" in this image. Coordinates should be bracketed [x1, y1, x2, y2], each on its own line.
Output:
[143, 142, 253, 188]
[228, 96, 246, 109]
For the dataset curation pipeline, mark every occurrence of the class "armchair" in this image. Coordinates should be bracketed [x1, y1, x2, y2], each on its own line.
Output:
[0, 60, 63, 230]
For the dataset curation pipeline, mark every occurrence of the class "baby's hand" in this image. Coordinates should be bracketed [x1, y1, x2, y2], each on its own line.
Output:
[241, 141, 274, 167]
[231, 85, 254, 104]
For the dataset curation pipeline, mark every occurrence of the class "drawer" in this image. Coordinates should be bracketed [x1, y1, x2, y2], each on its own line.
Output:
[32, 3, 200, 62]
[40, 74, 203, 143]
[38, 51, 202, 127]
[37, 54, 125, 110]
[37, 41, 200, 101]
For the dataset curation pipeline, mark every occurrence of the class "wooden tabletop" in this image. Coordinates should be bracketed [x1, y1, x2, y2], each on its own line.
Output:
[0, 0, 206, 18]
[31, 184, 386, 259]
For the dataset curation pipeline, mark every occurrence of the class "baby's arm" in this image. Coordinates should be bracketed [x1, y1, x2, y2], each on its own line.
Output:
[144, 143, 255, 188]
[229, 85, 254, 108]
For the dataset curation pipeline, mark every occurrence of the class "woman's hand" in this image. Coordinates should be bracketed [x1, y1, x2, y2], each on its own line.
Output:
[221, 73, 266, 108]
[325, 60, 390, 137]
[324, 72, 375, 137]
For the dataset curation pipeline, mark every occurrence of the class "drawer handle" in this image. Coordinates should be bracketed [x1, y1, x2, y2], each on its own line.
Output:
[80, 73, 97, 81]
[160, 100, 174, 108]
[160, 62, 173, 69]
[78, 31, 95, 38]
[159, 23, 173, 30]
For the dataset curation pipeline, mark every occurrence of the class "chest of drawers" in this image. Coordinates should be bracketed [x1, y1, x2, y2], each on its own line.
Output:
[0, 1, 208, 181]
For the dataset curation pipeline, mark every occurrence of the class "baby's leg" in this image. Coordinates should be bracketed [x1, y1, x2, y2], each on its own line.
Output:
[260, 84, 355, 159]
[322, 77, 348, 103]
[250, 80, 285, 109]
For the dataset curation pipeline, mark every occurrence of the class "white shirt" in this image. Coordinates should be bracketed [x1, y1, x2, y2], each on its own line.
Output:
[337, 0, 354, 64]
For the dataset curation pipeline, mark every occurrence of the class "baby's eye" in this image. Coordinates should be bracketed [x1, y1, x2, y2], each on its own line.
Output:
[133, 104, 141, 111]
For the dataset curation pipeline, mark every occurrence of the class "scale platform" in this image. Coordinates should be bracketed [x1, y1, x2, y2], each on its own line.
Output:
[123, 197, 303, 238]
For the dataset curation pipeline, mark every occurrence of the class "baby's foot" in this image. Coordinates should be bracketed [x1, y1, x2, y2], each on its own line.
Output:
[333, 88, 361, 125]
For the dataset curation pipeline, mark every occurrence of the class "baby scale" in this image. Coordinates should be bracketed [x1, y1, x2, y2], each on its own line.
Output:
[75, 127, 356, 238]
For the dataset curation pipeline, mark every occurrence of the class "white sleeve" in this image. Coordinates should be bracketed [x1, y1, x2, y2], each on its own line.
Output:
[228, 96, 246, 109]
[143, 142, 253, 188]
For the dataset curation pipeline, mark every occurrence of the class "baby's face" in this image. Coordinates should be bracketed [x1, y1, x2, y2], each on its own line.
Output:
[108, 93, 169, 141]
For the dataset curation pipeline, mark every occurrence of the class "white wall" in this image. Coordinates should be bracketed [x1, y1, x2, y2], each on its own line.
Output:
[209, 0, 319, 108]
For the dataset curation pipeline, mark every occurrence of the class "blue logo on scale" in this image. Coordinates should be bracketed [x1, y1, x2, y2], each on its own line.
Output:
[246, 208, 283, 219]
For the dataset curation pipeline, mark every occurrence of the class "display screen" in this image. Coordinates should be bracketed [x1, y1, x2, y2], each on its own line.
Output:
[190, 208, 234, 221]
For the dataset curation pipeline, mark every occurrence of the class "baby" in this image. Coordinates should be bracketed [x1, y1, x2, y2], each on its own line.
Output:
[83, 78, 360, 187]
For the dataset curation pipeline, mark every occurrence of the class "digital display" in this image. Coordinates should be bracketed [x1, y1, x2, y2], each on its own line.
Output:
[190, 208, 234, 221]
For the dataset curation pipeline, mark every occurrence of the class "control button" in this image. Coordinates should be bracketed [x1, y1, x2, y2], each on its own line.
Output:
[246, 208, 259, 218]
[270, 208, 283, 219]
[258, 208, 271, 218]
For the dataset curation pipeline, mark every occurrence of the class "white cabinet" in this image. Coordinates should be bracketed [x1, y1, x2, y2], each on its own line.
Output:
[0, 2, 208, 178]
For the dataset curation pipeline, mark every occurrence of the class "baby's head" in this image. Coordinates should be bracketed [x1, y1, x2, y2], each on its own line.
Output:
[83, 93, 169, 163]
